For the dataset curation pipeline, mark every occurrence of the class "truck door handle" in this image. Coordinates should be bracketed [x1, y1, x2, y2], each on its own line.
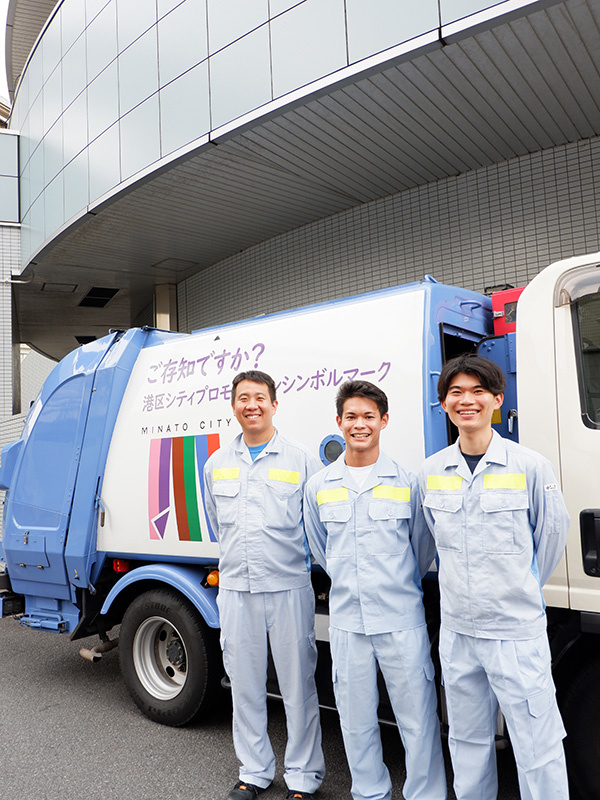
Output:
[580, 509, 600, 576]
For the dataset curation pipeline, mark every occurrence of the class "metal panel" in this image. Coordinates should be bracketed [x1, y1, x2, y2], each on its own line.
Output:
[8, 0, 600, 362]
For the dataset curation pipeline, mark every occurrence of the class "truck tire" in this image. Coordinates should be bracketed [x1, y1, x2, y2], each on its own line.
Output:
[119, 588, 221, 727]
[562, 657, 600, 800]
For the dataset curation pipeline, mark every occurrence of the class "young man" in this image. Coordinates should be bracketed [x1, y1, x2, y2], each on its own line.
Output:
[304, 380, 446, 800]
[419, 354, 570, 800]
[203, 370, 325, 800]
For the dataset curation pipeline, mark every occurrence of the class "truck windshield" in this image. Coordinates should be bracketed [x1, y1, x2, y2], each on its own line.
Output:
[575, 293, 600, 425]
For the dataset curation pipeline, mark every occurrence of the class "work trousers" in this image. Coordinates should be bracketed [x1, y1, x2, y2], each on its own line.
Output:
[439, 628, 569, 800]
[330, 625, 447, 800]
[218, 585, 325, 793]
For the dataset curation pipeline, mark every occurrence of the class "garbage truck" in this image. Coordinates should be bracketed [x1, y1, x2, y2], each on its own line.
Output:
[1, 251, 600, 797]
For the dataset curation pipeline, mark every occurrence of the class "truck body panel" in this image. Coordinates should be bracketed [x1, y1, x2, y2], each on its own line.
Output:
[519, 254, 600, 612]
[100, 563, 219, 627]
[97, 280, 489, 564]
[0, 277, 492, 636]
[1, 333, 121, 625]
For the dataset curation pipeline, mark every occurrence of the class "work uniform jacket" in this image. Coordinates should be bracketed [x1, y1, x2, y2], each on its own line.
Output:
[203, 430, 321, 592]
[419, 430, 569, 640]
[304, 451, 434, 635]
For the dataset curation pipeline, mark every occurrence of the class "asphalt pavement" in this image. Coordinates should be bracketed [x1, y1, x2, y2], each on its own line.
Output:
[0, 617, 521, 800]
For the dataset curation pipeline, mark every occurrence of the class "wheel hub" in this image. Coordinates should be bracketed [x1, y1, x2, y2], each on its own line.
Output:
[132, 616, 188, 700]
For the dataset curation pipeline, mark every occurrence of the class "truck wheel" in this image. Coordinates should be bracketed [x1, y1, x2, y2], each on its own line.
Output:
[119, 588, 221, 727]
[562, 657, 600, 799]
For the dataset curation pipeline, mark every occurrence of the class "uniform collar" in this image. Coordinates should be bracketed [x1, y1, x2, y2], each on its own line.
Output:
[233, 429, 281, 462]
[443, 429, 508, 480]
[326, 450, 397, 491]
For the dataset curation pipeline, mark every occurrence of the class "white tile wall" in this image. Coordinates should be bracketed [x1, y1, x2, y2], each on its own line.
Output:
[0, 412, 27, 541]
[0, 227, 19, 418]
[179, 136, 600, 332]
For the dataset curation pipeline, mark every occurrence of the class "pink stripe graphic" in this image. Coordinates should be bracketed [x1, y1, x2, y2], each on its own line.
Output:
[148, 438, 161, 540]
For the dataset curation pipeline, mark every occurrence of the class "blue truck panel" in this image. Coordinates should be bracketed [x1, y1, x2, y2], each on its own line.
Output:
[0, 330, 144, 629]
[422, 278, 493, 456]
[65, 328, 153, 593]
[100, 563, 219, 628]
[478, 333, 519, 441]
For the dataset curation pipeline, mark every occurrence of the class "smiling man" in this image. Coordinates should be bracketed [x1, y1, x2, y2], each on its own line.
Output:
[419, 354, 570, 800]
[304, 380, 446, 800]
[204, 370, 325, 800]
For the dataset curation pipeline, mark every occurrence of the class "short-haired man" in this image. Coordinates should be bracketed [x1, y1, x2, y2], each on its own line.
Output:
[204, 370, 325, 800]
[304, 380, 446, 800]
[419, 354, 570, 800]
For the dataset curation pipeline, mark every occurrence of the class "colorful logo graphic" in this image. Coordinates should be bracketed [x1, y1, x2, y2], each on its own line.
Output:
[148, 434, 220, 542]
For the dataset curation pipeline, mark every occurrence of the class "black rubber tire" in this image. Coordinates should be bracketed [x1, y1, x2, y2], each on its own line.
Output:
[561, 657, 600, 800]
[119, 588, 221, 727]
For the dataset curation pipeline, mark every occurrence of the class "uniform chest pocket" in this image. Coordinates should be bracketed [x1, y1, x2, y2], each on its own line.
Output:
[423, 493, 463, 552]
[480, 492, 530, 554]
[212, 481, 240, 527]
[319, 503, 353, 558]
[368, 501, 411, 555]
[265, 481, 301, 530]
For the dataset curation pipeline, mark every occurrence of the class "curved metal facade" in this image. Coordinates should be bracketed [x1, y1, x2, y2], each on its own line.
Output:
[10, 0, 537, 268]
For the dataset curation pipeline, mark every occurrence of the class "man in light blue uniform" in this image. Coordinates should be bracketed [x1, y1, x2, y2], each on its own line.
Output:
[204, 370, 325, 800]
[419, 354, 569, 800]
[304, 380, 446, 800]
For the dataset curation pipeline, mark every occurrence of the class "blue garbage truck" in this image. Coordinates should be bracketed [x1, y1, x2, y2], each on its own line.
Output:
[2, 253, 600, 798]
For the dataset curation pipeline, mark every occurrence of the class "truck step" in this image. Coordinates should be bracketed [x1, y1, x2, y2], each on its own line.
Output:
[18, 612, 68, 632]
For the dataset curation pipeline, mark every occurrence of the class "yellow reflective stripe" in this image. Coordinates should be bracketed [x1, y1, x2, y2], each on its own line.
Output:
[213, 468, 240, 481]
[268, 468, 300, 485]
[427, 475, 463, 491]
[484, 473, 526, 490]
[317, 488, 349, 505]
[372, 485, 410, 502]
[492, 408, 502, 424]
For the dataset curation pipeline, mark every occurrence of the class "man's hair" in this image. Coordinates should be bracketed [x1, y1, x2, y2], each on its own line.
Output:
[336, 380, 389, 418]
[231, 370, 277, 403]
[437, 354, 506, 403]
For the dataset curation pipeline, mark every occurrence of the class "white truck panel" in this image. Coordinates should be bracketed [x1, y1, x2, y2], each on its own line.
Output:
[518, 251, 600, 611]
[98, 288, 426, 559]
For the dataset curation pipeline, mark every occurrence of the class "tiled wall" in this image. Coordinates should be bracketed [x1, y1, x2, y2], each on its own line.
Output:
[0, 226, 19, 418]
[20, 348, 56, 410]
[0, 133, 19, 224]
[0, 412, 27, 540]
[179, 136, 600, 332]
